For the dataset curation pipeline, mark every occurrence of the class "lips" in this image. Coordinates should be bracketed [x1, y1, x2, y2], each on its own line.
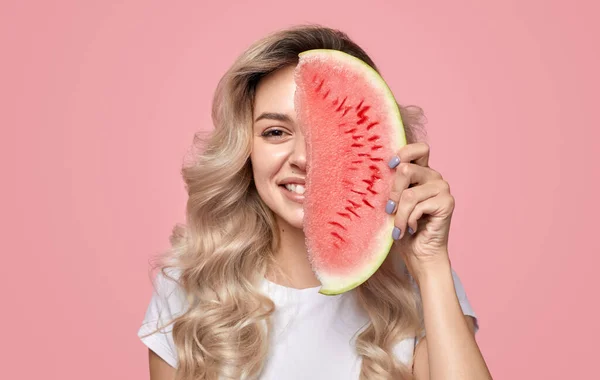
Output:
[279, 184, 305, 203]
[277, 176, 306, 204]
[278, 177, 306, 186]
[283, 183, 305, 195]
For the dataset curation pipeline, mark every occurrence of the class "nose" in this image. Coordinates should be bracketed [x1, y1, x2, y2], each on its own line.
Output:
[289, 132, 307, 172]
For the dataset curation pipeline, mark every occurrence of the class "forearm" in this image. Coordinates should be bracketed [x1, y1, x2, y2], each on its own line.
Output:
[416, 255, 492, 380]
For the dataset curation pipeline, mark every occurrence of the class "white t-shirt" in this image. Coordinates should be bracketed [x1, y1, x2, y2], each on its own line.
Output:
[137, 267, 478, 379]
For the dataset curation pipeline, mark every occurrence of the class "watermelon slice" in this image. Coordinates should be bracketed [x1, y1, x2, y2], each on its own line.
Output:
[294, 49, 407, 295]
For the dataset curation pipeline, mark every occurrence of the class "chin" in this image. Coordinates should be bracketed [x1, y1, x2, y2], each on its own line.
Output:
[289, 218, 303, 230]
[279, 209, 304, 230]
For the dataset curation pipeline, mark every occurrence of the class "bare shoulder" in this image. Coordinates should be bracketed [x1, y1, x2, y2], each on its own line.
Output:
[412, 316, 477, 379]
[149, 349, 176, 380]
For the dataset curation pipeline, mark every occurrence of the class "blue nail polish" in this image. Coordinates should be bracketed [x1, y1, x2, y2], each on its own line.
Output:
[408, 227, 414, 235]
[392, 227, 401, 240]
[388, 156, 400, 169]
[385, 200, 396, 214]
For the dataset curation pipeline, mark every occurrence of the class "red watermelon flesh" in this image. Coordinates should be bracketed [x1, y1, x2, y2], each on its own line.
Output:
[294, 49, 407, 295]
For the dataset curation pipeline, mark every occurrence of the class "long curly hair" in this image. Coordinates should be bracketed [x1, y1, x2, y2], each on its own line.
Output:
[142, 24, 427, 380]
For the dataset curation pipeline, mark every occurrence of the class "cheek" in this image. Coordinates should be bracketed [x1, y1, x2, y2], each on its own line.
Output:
[250, 155, 274, 193]
[250, 156, 269, 183]
[250, 143, 288, 181]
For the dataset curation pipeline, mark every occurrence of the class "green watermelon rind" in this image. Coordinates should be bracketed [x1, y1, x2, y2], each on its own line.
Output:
[317, 218, 396, 296]
[297, 49, 407, 296]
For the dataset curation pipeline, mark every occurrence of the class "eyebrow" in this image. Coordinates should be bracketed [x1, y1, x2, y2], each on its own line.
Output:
[254, 112, 292, 123]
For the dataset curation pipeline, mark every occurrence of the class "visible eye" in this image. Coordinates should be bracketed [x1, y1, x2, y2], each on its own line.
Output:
[261, 128, 288, 139]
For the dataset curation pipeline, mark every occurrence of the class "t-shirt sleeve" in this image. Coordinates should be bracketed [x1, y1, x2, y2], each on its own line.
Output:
[137, 269, 187, 368]
[450, 267, 479, 333]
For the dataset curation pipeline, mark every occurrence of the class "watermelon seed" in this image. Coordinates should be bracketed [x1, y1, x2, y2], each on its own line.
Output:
[366, 122, 379, 130]
[328, 221, 347, 230]
[358, 153, 371, 157]
[342, 106, 352, 117]
[333, 243, 340, 249]
[351, 135, 364, 141]
[366, 187, 378, 195]
[369, 157, 384, 162]
[344, 128, 357, 134]
[348, 199, 361, 208]
[342, 179, 353, 185]
[362, 178, 374, 185]
[356, 106, 371, 125]
[333, 98, 339, 106]
[356, 99, 364, 110]
[322, 89, 330, 99]
[369, 165, 379, 171]
[357, 105, 370, 117]
[367, 135, 380, 141]
[363, 199, 375, 208]
[316, 78, 325, 93]
[351, 143, 364, 148]
[331, 232, 346, 243]
[351, 189, 367, 195]
[345, 207, 360, 218]
[351, 160, 363, 164]
[336, 97, 348, 112]
[349, 167, 359, 171]
[336, 212, 352, 220]
[371, 145, 383, 151]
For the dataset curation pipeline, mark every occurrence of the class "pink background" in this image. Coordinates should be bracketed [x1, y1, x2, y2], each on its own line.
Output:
[2, 0, 598, 378]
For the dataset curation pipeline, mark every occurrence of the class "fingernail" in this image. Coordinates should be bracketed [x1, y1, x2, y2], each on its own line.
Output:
[385, 200, 396, 214]
[388, 156, 400, 169]
[392, 227, 401, 240]
[408, 227, 414, 235]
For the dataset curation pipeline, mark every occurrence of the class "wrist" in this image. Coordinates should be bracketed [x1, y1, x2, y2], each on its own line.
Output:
[412, 253, 452, 287]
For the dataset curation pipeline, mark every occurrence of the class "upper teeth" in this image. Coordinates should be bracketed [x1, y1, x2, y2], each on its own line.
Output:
[285, 184, 305, 195]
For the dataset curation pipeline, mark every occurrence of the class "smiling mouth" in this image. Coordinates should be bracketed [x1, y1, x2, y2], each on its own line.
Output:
[280, 183, 306, 195]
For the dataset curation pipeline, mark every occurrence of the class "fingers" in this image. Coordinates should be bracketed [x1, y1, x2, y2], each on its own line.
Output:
[384, 142, 452, 240]
[406, 190, 454, 235]
[387, 162, 442, 204]
[388, 142, 431, 169]
[386, 181, 447, 239]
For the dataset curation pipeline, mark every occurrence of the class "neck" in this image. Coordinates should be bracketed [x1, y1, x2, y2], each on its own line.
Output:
[266, 217, 321, 289]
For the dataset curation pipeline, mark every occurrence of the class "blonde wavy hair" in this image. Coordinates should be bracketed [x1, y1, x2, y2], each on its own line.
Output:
[142, 24, 428, 380]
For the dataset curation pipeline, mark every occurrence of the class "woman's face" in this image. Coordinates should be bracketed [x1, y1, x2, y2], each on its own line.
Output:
[251, 65, 306, 230]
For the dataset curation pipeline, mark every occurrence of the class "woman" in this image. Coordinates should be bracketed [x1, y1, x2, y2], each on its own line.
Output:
[138, 24, 492, 380]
